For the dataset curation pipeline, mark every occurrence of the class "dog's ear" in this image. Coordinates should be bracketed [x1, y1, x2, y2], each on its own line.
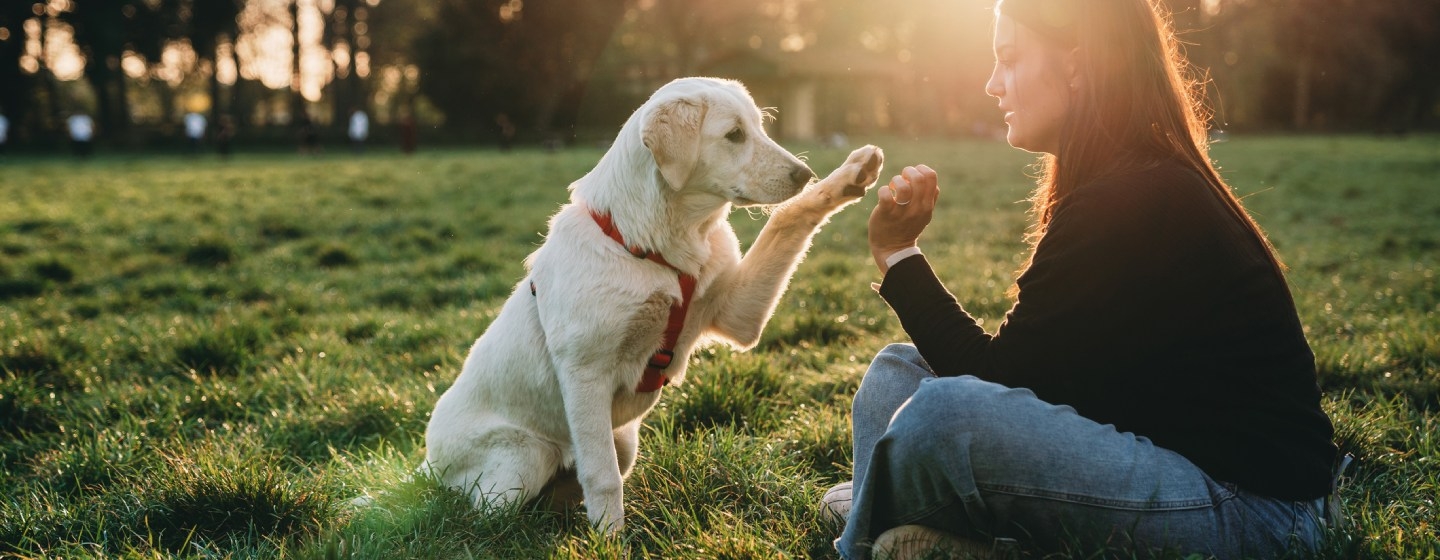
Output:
[642, 96, 706, 190]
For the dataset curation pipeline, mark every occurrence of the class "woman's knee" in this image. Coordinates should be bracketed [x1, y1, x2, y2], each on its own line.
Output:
[858, 342, 927, 391]
[869, 381, 993, 481]
[852, 342, 933, 411]
[877, 342, 924, 363]
[892, 377, 1103, 474]
[888, 376, 1019, 443]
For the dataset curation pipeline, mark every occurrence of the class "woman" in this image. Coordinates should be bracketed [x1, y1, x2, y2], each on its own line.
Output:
[827, 0, 1339, 558]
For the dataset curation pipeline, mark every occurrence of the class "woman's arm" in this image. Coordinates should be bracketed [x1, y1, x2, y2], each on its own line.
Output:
[875, 175, 1171, 408]
[867, 163, 993, 376]
[879, 253, 992, 375]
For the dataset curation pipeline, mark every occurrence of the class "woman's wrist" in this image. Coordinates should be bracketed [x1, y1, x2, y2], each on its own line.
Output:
[873, 245, 921, 275]
[885, 246, 923, 268]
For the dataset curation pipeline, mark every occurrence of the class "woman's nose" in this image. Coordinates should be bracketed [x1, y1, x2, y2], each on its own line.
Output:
[985, 68, 1004, 99]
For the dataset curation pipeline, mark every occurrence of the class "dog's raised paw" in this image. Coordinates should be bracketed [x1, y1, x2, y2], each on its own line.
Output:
[805, 144, 886, 209]
[853, 146, 884, 186]
[837, 145, 884, 198]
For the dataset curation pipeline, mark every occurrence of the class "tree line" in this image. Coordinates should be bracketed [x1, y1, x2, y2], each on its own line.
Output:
[0, 0, 1435, 150]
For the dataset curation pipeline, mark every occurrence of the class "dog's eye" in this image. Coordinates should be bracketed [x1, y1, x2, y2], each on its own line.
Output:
[725, 127, 745, 143]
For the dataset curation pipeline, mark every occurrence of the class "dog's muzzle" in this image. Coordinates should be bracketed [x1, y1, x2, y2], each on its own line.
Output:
[790, 164, 816, 188]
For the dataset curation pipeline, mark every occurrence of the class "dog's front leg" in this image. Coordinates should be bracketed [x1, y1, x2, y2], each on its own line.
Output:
[557, 373, 627, 532]
[707, 145, 885, 347]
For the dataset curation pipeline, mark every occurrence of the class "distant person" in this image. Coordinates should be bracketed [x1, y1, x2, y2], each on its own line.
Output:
[67, 113, 95, 158]
[215, 115, 235, 159]
[825, 0, 1340, 558]
[0, 111, 9, 157]
[348, 107, 369, 153]
[296, 112, 320, 155]
[184, 111, 207, 155]
[398, 111, 417, 155]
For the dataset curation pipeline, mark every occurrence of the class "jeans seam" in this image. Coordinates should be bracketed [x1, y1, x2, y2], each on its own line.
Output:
[979, 482, 1214, 511]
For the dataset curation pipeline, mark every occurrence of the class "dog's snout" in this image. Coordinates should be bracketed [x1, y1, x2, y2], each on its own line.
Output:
[790, 164, 816, 186]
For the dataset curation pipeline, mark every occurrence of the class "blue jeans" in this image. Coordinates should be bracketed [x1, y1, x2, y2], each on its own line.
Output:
[837, 344, 1325, 559]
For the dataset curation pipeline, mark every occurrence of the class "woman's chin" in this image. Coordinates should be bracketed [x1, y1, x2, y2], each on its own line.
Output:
[1005, 131, 1052, 155]
[1005, 130, 1034, 152]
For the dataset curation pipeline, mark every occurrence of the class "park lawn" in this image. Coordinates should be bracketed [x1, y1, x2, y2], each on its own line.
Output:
[0, 135, 1436, 559]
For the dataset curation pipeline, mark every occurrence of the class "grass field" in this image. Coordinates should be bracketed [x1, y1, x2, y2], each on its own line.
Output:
[1, 135, 1437, 559]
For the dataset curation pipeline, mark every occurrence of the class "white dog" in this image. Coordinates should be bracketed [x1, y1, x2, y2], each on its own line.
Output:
[423, 77, 883, 532]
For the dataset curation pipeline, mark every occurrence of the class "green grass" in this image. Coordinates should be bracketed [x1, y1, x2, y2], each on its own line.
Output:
[1, 136, 1437, 559]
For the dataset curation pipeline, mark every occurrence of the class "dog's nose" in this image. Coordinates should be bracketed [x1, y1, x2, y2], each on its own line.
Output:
[790, 164, 816, 186]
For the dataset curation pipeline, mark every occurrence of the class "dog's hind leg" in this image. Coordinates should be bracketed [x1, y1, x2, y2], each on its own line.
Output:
[538, 467, 584, 512]
[443, 425, 564, 514]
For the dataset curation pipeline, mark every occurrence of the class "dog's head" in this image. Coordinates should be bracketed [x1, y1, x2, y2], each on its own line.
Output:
[640, 77, 814, 206]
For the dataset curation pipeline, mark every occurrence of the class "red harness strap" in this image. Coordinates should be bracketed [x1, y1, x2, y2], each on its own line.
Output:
[590, 210, 696, 392]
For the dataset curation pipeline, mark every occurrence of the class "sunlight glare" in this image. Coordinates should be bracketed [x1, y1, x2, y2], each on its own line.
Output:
[499, 0, 523, 23]
[355, 51, 371, 79]
[332, 42, 351, 78]
[298, 0, 330, 101]
[158, 41, 199, 86]
[236, 24, 292, 88]
[234, 0, 330, 100]
[45, 23, 84, 81]
[20, 18, 40, 74]
[237, 0, 295, 89]
[780, 33, 806, 52]
[122, 51, 147, 79]
[46, 0, 70, 17]
[217, 42, 237, 85]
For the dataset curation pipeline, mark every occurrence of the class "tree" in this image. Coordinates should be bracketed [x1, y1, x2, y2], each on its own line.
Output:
[63, 0, 132, 139]
[0, 1, 36, 135]
[364, 0, 434, 119]
[1369, 0, 1440, 131]
[290, 0, 303, 120]
[185, 0, 243, 124]
[413, 0, 630, 140]
[123, 0, 185, 124]
[322, 0, 366, 127]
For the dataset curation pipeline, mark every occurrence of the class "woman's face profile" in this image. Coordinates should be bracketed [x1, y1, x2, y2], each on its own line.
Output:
[985, 14, 1073, 154]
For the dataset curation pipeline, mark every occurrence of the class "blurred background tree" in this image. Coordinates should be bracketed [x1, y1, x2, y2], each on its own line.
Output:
[0, 0, 1434, 151]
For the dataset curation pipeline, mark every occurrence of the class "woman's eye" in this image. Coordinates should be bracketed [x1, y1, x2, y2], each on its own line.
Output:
[726, 127, 745, 143]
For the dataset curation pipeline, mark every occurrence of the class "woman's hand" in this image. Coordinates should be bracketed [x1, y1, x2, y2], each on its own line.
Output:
[869, 164, 939, 274]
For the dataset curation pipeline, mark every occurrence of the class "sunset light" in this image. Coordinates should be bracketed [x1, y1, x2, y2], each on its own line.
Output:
[0, 1, 1435, 558]
[1, 0, 1433, 139]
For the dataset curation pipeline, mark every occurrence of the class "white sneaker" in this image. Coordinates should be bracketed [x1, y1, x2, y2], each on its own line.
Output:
[873, 524, 991, 560]
[820, 480, 853, 525]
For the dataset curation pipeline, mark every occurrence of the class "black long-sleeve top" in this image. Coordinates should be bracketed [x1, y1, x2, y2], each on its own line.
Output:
[879, 159, 1336, 501]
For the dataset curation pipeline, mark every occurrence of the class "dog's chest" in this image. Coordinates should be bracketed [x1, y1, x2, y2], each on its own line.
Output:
[613, 289, 675, 360]
[611, 388, 663, 426]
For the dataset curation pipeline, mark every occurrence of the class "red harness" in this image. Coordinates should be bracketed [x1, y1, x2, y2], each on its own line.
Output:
[591, 210, 697, 392]
[533, 210, 696, 393]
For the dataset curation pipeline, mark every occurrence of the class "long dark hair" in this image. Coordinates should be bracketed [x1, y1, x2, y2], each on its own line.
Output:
[999, 0, 1285, 277]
